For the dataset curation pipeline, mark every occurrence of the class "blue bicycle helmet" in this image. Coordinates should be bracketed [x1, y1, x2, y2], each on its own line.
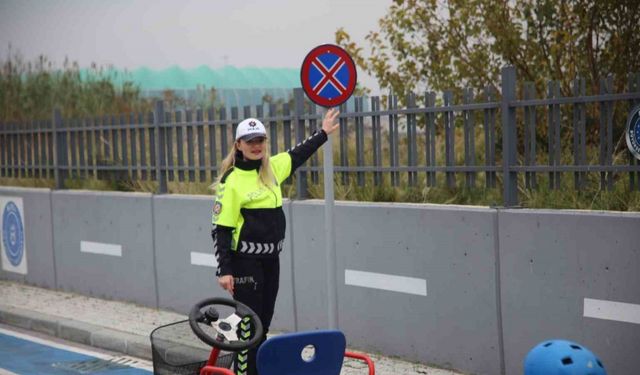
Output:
[524, 339, 607, 375]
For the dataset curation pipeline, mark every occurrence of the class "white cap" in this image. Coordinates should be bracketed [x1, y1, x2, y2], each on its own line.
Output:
[235, 118, 267, 141]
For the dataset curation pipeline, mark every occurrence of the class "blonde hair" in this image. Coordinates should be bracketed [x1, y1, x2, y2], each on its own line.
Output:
[210, 140, 276, 192]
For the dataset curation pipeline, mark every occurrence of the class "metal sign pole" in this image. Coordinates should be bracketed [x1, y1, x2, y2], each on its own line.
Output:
[323, 131, 338, 329]
[300, 44, 356, 330]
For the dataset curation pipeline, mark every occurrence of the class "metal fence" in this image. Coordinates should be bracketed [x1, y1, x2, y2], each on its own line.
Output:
[1, 67, 640, 206]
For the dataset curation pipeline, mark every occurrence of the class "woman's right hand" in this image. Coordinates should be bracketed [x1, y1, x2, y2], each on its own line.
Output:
[218, 275, 234, 295]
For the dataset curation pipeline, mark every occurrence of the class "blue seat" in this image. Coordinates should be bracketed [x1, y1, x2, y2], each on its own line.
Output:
[256, 330, 346, 375]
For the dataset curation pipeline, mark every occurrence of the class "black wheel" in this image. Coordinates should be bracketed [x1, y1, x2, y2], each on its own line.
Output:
[188, 297, 263, 352]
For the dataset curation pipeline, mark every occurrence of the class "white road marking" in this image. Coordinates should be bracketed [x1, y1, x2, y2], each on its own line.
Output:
[345, 269, 427, 296]
[584, 298, 640, 325]
[191, 251, 217, 267]
[81, 240, 122, 257]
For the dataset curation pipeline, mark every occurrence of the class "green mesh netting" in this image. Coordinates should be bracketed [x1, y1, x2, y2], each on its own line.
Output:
[81, 65, 299, 90]
[80, 65, 299, 107]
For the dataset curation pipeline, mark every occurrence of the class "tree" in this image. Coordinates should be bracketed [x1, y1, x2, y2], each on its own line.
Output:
[336, 0, 640, 98]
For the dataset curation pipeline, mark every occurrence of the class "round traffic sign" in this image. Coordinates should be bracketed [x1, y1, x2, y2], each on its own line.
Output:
[300, 44, 357, 107]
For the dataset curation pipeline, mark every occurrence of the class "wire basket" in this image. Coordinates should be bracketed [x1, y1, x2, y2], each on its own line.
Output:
[150, 319, 233, 374]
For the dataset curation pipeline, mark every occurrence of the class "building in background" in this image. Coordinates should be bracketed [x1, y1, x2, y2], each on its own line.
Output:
[86, 65, 367, 111]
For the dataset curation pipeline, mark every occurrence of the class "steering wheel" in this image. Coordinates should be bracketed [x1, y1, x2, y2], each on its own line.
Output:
[189, 297, 263, 352]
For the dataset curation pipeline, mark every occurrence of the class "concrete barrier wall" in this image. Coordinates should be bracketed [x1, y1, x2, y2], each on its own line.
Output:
[498, 209, 640, 375]
[2, 190, 639, 375]
[339, 203, 500, 375]
[0, 187, 55, 288]
[291, 201, 501, 375]
[51, 191, 157, 307]
[152, 194, 221, 313]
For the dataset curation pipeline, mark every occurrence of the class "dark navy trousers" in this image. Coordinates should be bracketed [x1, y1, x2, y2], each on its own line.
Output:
[231, 256, 280, 375]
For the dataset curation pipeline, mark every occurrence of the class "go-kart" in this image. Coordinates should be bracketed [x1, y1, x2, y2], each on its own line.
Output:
[150, 297, 375, 375]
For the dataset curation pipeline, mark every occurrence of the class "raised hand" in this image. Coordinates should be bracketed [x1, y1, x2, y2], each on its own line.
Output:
[322, 108, 340, 135]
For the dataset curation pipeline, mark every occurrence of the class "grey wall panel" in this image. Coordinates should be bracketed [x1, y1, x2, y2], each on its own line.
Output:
[52, 191, 157, 307]
[290, 201, 329, 331]
[292, 201, 501, 375]
[271, 200, 296, 333]
[0, 187, 55, 288]
[153, 194, 221, 314]
[499, 209, 640, 375]
[337, 203, 500, 375]
[152, 195, 296, 332]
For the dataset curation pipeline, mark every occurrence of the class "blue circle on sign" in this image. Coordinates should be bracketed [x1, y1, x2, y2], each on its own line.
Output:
[2, 202, 24, 267]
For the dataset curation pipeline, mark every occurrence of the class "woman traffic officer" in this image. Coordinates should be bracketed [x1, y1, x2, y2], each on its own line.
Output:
[211, 108, 340, 375]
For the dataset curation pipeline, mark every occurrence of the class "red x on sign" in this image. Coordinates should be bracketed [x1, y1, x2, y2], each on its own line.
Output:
[311, 56, 347, 94]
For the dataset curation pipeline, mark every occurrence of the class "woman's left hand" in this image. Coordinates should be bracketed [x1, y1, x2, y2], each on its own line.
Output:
[322, 108, 340, 135]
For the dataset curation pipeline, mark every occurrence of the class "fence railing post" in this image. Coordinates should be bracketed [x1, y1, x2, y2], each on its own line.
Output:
[52, 108, 64, 189]
[501, 66, 518, 206]
[294, 88, 308, 199]
[154, 100, 168, 194]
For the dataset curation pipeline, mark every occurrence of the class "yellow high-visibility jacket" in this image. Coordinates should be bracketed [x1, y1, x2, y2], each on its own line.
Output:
[212, 130, 327, 276]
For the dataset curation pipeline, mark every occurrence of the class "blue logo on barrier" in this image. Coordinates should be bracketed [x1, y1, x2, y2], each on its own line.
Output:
[2, 202, 24, 267]
[627, 105, 640, 160]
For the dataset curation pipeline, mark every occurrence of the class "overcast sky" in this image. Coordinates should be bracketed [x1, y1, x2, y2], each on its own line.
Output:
[0, 0, 392, 91]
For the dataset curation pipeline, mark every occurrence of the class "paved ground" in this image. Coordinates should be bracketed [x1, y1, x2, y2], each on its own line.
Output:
[0, 324, 153, 374]
[0, 280, 464, 375]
